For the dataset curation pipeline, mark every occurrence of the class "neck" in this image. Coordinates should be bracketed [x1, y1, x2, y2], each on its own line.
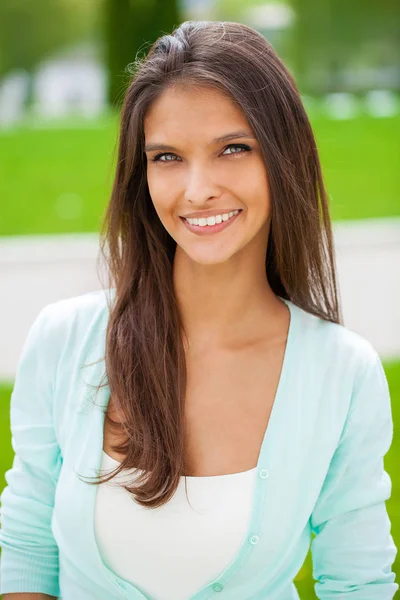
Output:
[173, 246, 286, 351]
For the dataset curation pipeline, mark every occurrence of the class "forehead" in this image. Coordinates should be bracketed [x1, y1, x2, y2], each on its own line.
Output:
[143, 84, 249, 140]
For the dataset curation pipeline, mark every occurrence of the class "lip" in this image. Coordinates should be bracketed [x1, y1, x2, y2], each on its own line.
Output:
[180, 210, 242, 235]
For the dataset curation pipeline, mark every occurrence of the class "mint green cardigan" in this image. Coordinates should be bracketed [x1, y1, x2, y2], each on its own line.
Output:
[0, 289, 398, 599]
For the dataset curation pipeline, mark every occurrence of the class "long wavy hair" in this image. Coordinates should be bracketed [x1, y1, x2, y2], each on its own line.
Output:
[82, 20, 342, 509]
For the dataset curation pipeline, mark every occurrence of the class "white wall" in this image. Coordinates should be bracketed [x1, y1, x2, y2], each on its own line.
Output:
[0, 218, 399, 381]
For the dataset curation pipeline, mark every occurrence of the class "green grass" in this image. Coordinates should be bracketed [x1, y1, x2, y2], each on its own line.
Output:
[313, 115, 400, 222]
[0, 361, 399, 598]
[0, 115, 119, 237]
[0, 113, 399, 237]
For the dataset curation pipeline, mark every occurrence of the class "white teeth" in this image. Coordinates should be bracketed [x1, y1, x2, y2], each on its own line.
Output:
[185, 209, 240, 227]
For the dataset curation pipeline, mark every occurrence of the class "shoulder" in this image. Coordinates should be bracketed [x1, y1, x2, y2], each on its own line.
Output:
[30, 288, 115, 365]
[291, 301, 381, 387]
[37, 288, 114, 335]
[289, 301, 391, 445]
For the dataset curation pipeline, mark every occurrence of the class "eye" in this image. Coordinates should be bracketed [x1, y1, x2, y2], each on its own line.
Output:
[149, 143, 252, 164]
[150, 152, 178, 163]
[222, 144, 252, 156]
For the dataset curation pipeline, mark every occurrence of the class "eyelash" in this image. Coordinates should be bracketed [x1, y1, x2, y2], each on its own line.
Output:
[149, 143, 252, 164]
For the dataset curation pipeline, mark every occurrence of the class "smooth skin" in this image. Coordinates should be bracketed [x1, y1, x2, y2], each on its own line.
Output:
[144, 83, 289, 351]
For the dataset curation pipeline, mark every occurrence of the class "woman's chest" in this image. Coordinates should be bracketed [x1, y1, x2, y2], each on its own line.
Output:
[104, 339, 288, 477]
[184, 341, 290, 476]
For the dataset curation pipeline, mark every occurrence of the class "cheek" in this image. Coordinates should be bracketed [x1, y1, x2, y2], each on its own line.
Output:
[147, 171, 169, 203]
[249, 164, 270, 207]
[147, 174, 178, 224]
[148, 164, 181, 189]
[147, 170, 162, 201]
[235, 165, 270, 211]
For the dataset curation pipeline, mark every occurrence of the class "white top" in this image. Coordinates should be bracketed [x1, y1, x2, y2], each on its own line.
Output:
[94, 450, 258, 600]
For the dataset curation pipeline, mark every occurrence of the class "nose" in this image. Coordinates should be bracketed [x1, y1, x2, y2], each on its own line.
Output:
[184, 164, 221, 205]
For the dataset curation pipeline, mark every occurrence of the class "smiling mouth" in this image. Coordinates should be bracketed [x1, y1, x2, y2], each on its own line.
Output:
[179, 209, 242, 235]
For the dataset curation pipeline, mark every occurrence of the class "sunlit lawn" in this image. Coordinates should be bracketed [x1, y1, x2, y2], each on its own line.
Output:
[0, 113, 399, 237]
[0, 360, 399, 598]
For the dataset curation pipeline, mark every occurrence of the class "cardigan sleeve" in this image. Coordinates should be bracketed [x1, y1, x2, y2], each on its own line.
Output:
[0, 304, 62, 597]
[310, 349, 398, 599]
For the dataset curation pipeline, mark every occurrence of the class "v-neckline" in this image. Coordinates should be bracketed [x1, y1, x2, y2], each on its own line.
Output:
[85, 296, 299, 599]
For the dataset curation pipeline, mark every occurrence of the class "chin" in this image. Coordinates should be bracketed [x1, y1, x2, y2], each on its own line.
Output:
[183, 246, 240, 266]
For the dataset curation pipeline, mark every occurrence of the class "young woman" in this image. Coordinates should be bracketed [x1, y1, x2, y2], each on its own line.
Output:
[0, 20, 398, 600]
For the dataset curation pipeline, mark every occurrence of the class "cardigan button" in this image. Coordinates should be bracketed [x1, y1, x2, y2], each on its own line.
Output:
[259, 468, 269, 479]
[249, 534, 260, 545]
[212, 582, 224, 592]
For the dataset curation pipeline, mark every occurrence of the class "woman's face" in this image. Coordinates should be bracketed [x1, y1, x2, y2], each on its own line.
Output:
[144, 84, 271, 266]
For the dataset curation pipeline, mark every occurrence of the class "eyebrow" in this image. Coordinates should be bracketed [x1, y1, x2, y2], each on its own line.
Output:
[144, 130, 256, 153]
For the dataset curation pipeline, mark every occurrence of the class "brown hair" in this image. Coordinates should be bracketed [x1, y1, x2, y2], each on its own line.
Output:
[82, 20, 342, 508]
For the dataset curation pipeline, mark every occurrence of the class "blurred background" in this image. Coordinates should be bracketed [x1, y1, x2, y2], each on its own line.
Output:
[0, 0, 399, 597]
